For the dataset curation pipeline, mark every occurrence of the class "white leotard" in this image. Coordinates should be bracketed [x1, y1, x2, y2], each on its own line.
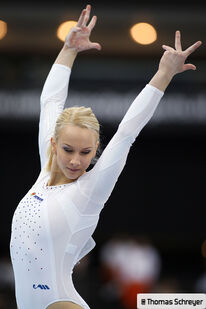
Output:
[10, 64, 163, 309]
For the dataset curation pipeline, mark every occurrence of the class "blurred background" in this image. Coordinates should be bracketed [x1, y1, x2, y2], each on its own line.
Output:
[0, 0, 205, 308]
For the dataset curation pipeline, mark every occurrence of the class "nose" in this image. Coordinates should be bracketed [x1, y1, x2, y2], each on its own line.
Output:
[70, 154, 81, 167]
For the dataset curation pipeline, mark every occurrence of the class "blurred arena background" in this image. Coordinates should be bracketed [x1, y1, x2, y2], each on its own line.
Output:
[0, 0, 205, 308]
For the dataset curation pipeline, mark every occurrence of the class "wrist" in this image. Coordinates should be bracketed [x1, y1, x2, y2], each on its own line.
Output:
[55, 44, 78, 68]
[158, 68, 175, 82]
[62, 43, 78, 56]
[149, 69, 174, 92]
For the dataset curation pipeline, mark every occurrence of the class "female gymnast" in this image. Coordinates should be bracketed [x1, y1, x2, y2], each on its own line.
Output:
[10, 4, 201, 309]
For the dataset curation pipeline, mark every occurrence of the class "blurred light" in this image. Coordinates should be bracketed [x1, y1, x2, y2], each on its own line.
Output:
[201, 240, 206, 258]
[130, 22, 157, 45]
[57, 20, 77, 42]
[0, 20, 7, 40]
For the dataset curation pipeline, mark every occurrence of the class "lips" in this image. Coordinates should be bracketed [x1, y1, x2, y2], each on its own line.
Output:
[67, 167, 80, 172]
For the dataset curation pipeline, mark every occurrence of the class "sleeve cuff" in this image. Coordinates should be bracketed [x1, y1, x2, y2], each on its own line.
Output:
[146, 83, 164, 96]
[52, 63, 71, 73]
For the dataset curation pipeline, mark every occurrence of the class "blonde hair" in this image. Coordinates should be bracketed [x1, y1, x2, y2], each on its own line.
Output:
[46, 106, 100, 172]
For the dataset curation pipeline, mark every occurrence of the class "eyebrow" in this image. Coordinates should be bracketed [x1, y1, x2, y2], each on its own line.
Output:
[63, 143, 93, 150]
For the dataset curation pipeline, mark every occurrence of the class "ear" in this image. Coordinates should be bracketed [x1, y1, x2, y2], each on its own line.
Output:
[95, 140, 99, 152]
[93, 140, 99, 157]
[51, 137, 57, 155]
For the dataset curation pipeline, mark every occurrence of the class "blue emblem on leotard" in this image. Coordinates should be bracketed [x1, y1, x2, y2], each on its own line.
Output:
[33, 284, 50, 290]
[31, 192, 43, 202]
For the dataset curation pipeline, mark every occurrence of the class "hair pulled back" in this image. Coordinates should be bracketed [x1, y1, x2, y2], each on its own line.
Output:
[46, 106, 100, 172]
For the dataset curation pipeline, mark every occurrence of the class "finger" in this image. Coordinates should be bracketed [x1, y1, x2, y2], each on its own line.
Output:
[162, 45, 175, 51]
[87, 15, 97, 31]
[65, 26, 81, 40]
[175, 30, 182, 51]
[77, 8, 87, 27]
[90, 42, 102, 51]
[184, 40, 202, 57]
[65, 26, 81, 43]
[71, 27, 82, 33]
[182, 63, 197, 72]
[82, 4, 91, 27]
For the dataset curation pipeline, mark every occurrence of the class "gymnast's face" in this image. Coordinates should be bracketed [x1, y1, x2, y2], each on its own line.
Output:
[51, 124, 99, 182]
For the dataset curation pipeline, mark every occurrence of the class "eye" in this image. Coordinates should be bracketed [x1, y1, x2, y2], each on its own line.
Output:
[81, 151, 91, 155]
[63, 147, 72, 153]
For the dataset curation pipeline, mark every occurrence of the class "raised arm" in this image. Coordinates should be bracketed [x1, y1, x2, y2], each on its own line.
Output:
[75, 31, 202, 213]
[38, 4, 101, 169]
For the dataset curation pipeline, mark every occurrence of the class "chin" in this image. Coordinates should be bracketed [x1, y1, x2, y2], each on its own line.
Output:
[68, 175, 79, 181]
[65, 169, 82, 181]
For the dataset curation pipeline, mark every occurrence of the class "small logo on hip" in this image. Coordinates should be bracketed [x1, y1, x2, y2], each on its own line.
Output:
[33, 284, 50, 290]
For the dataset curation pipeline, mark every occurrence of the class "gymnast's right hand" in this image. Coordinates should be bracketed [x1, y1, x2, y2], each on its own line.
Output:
[65, 4, 101, 53]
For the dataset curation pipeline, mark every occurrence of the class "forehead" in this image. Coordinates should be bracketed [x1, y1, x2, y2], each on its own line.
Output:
[58, 124, 96, 147]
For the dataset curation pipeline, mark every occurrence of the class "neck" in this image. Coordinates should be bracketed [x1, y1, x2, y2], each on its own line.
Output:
[47, 156, 74, 186]
[47, 172, 74, 186]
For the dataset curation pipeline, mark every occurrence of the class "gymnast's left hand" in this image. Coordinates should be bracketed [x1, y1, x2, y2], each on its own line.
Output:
[149, 31, 202, 91]
[65, 4, 101, 53]
[159, 30, 202, 78]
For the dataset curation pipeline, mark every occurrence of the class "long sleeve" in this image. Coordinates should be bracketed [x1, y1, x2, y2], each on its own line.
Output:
[74, 84, 164, 213]
[38, 64, 71, 169]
